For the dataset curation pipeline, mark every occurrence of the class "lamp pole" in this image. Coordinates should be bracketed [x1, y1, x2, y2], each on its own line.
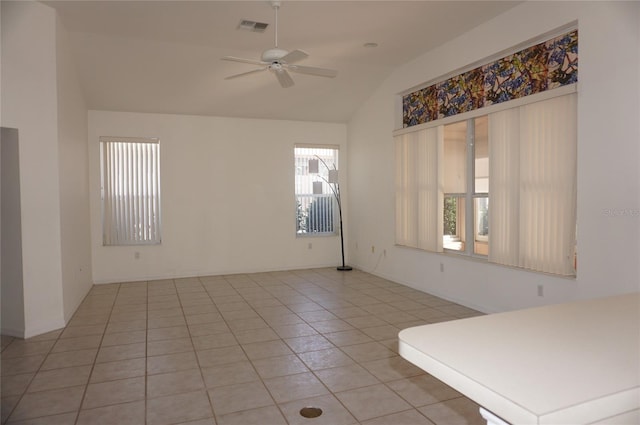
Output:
[311, 156, 352, 271]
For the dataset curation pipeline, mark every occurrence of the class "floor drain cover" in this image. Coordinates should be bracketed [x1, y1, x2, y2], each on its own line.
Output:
[299, 407, 323, 418]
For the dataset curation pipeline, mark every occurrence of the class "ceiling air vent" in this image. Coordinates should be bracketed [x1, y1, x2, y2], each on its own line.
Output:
[238, 20, 269, 33]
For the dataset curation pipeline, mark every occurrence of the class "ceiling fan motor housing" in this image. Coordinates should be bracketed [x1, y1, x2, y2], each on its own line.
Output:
[261, 48, 289, 63]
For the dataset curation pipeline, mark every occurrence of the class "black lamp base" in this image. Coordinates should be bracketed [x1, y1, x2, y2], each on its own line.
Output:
[337, 265, 353, 271]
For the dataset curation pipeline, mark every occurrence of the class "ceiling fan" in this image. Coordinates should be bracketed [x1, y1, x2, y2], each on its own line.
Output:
[221, 1, 338, 88]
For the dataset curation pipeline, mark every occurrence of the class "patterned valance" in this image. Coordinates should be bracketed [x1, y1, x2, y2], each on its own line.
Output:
[402, 30, 578, 128]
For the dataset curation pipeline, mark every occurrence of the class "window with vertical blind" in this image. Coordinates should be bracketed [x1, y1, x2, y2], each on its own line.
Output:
[395, 92, 577, 276]
[294, 146, 339, 235]
[100, 137, 161, 246]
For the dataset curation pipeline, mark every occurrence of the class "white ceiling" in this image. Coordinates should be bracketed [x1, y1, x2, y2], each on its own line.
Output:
[46, 0, 520, 123]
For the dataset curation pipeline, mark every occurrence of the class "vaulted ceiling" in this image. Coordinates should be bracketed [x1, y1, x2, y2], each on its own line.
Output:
[46, 1, 520, 122]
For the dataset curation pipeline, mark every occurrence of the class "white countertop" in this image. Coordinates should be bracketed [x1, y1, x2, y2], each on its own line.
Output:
[399, 293, 640, 424]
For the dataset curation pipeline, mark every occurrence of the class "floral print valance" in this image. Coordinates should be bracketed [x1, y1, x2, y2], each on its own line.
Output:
[402, 30, 578, 128]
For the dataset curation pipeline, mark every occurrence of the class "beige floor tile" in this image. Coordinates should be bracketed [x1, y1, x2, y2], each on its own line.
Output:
[263, 313, 305, 327]
[298, 347, 355, 370]
[226, 317, 269, 332]
[361, 409, 435, 425]
[188, 321, 231, 336]
[6, 411, 77, 425]
[60, 325, 105, 339]
[147, 351, 199, 375]
[184, 312, 223, 325]
[327, 306, 369, 319]
[1, 355, 45, 376]
[2, 395, 20, 423]
[147, 337, 194, 356]
[76, 400, 145, 425]
[208, 381, 274, 415]
[1, 340, 56, 359]
[361, 325, 402, 341]
[387, 375, 462, 408]
[241, 340, 293, 360]
[147, 368, 204, 398]
[344, 315, 391, 329]
[284, 335, 335, 353]
[9, 385, 84, 421]
[100, 330, 146, 347]
[297, 310, 338, 322]
[324, 329, 375, 347]
[148, 315, 187, 329]
[216, 405, 287, 425]
[95, 343, 145, 363]
[82, 376, 145, 409]
[278, 394, 358, 425]
[182, 304, 219, 316]
[173, 417, 216, 425]
[147, 307, 183, 319]
[264, 372, 329, 404]
[108, 310, 147, 322]
[232, 328, 280, 344]
[341, 341, 397, 363]
[191, 333, 237, 351]
[418, 397, 484, 425]
[362, 356, 425, 382]
[251, 354, 309, 379]
[1, 373, 34, 396]
[196, 345, 247, 368]
[22, 329, 64, 342]
[41, 349, 97, 370]
[201, 361, 260, 388]
[315, 364, 380, 392]
[146, 390, 213, 425]
[272, 323, 319, 339]
[310, 319, 356, 334]
[335, 384, 412, 422]
[28, 365, 91, 392]
[105, 319, 147, 334]
[51, 335, 102, 353]
[90, 357, 146, 383]
[147, 325, 190, 341]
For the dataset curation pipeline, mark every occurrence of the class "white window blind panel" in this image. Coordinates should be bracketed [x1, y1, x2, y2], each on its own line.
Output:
[101, 137, 161, 246]
[488, 108, 521, 268]
[395, 127, 443, 252]
[489, 93, 577, 275]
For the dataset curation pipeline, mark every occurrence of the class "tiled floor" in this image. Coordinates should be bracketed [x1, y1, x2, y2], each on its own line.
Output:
[1, 268, 485, 425]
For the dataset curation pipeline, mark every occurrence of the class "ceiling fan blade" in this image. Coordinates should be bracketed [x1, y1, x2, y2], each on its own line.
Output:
[274, 69, 295, 88]
[221, 56, 266, 66]
[288, 65, 338, 78]
[225, 67, 268, 80]
[280, 49, 309, 64]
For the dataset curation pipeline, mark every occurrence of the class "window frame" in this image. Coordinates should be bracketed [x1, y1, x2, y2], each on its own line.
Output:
[294, 144, 340, 237]
[100, 136, 162, 246]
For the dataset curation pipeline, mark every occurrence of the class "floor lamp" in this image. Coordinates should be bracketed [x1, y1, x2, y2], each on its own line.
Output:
[309, 157, 352, 271]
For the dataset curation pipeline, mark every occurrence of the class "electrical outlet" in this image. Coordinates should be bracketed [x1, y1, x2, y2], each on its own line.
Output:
[308, 242, 312, 249]
[440, 262, 444, 272]
[537, 285, 544, 297]
[383, 249, 386, 257]
[134, 252, 140, 260]
[371, 246, 375, 253]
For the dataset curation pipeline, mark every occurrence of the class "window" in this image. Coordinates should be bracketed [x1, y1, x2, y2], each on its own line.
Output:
[100, 137, 161, 245]
[294, 146, 339, 235]
[442, 116, 489, 256]
[395, 92, 577, 276]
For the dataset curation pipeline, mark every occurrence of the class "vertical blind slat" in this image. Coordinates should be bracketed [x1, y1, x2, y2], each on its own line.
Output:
[101, 138, 161, 245]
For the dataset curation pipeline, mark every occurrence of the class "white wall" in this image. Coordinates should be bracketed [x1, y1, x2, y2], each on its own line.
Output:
[1, 1, 66, 336]
[1, 1, 92, 336]
[89, 111, 348, 283]
[56, 16, 93, 322]
[347, 1, 640, 313]
[1, 128, 25, 336]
